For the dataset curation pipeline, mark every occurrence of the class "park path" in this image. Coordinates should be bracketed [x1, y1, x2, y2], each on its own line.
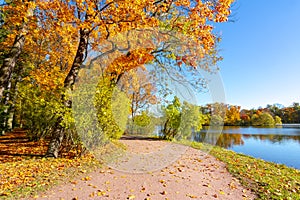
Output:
[34, 136, 256, 200]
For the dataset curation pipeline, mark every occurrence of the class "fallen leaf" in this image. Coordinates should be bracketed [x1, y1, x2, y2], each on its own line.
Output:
[89, 192, 95, 197]
[186, 193, 198, 198]
[140, 186, 146, 192]
[203, 183, 211, 187]
[70, 180, 77, 185]
[127, 194, 135, 199]
[81, 176, 91, 181]
[159, 180, 166, 183]
[97, 190, 106, 196]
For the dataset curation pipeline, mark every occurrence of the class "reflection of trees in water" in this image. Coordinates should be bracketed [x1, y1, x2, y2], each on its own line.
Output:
[217, 134, 244, 148]
[243, 134, 300, 144]
[192, 132, 244, 148]
[193, 132, 300, 148]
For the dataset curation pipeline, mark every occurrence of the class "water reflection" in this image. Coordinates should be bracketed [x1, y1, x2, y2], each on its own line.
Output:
[194, 126, 300, 148]
[192, 126, 300, 169]
[242, 134, 300, 144]
[193, 132, 300, 148]
[193, 132, 245, 148]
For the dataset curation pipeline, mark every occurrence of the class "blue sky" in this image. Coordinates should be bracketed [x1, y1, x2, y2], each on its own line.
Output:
[202, 0, 300, 109]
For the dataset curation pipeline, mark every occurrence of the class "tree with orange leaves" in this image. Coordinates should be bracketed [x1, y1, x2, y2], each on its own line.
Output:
[118, 67, 157, 122]
[0, 0, 235, 157]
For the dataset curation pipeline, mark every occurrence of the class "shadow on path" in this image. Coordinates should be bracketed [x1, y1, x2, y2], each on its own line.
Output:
[0, 130, 47, 162]
[120, 135, 164, 141]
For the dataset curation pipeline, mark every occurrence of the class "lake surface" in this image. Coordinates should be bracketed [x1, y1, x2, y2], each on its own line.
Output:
[192, 126, 300, 169]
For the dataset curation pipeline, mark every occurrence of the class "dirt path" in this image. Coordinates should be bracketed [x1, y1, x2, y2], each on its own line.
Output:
[35, 137, 256, 200]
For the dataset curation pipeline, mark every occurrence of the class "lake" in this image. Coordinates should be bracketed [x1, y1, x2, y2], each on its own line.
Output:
[192, 126, 300, 169]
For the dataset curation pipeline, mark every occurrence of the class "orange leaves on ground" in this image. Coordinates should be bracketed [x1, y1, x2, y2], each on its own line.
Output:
[81, 176, 92, 181]
[186, 193, 198, 198]
[0, 131, 98, 198]
[0, 130, 48, 163]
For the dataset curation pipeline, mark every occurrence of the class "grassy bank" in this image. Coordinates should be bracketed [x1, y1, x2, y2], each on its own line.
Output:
[179, 140, 300, 200]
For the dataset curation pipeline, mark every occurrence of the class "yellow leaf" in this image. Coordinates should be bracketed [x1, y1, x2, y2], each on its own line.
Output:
[127, 194, 135, 199]
[97, 190, 106, 196]
[186, 193, 197, 198]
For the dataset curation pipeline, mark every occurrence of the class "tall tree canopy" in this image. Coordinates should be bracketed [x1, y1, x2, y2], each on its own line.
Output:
[0, 0, 235, 157]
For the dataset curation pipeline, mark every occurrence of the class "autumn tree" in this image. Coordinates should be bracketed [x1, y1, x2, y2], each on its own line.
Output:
[0, 0, 78, 136]
[1, 0, 235, 157]
[240, 109, 251, 126]
[0, 1, 38, 134]
[203, 102, 226, 126]
[118, 67, 157, 122]
[291, 102, 300, 123]
[225, 105, 241, 125]
[123, 69, 159, 135]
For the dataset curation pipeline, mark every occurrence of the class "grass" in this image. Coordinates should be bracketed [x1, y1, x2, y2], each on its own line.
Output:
[178, 140, 300, 200]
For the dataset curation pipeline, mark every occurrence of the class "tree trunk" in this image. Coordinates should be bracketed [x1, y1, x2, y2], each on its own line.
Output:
[45, 28, 89, 158]
[6, 74, 22, 131]
[0, 33, 25, 135]
[45, 116, 65, 158]
[1, 79, 12, 135]
[0, 33, 25, 100]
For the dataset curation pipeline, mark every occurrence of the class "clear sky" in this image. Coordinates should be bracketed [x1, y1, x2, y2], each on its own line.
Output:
[203, 0, 300, 109]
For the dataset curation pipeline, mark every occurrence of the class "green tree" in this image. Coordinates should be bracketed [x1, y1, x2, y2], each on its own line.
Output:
[133, 111, 151, 127]
[252, 112, 275, 126]
[179, 101, 205, 139]
[225, 105, 241, 125]
[94, 77, 130, 140]
[14, 80, 64, 141]
[129, 111, 156, 136]
[251, 114, 259, 126]
[162, 98, 206, 140]
[274, 116, 282, 125]
[162, 96, 181, 140]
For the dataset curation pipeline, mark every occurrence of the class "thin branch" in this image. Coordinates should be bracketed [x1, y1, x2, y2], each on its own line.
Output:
[100, 1, 114, 12]
[83, 40, 117, 69]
